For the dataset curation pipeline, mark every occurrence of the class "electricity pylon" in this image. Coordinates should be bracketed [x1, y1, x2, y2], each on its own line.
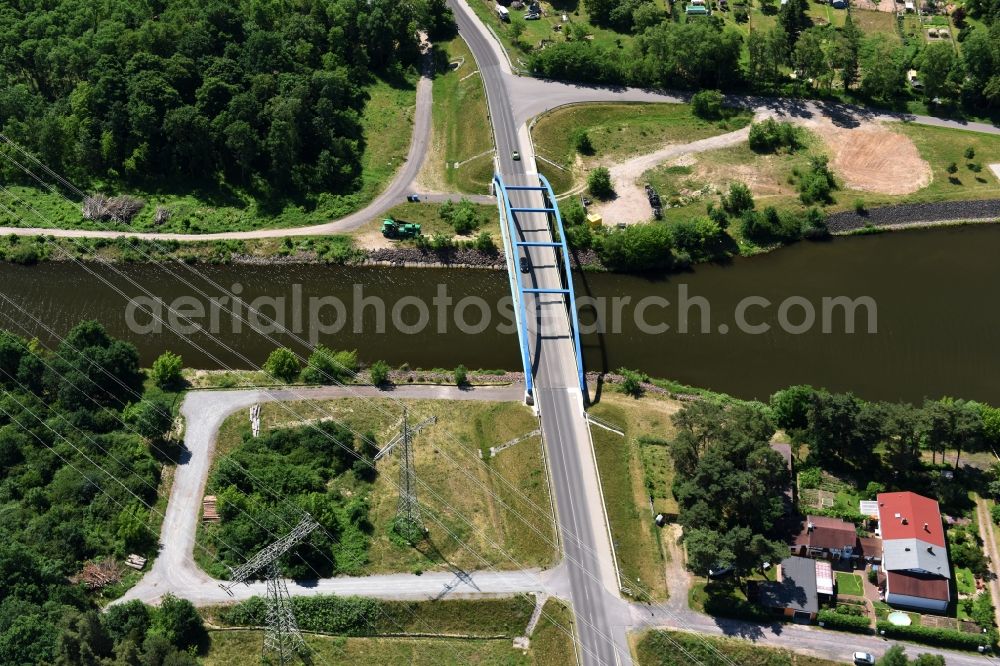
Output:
[394, 408, 424, 542]
[263, 562, 306, 665]
[219, 513, 320, 665]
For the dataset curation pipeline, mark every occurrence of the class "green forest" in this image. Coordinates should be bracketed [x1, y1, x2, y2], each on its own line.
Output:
[0, 321, 207, 664]
[0, 0, 452, 207]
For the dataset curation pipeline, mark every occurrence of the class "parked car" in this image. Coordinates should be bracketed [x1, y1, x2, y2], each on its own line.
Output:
[406, 193, 420, 202]
[512, 150, 521, 161]
[524, 12, 540, 19]
[853, 652, 875, 665]
[708, 565, 733, 579]
[519, 256, 530, 273]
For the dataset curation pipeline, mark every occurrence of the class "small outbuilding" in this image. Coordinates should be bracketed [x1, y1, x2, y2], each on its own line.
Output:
[759, 556, 819, 622]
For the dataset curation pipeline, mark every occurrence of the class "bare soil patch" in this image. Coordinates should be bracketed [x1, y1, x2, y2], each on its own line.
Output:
[805, 119, 932, 195]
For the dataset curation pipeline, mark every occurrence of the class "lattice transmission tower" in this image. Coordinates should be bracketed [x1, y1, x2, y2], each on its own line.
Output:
[219, 514, 320, 665]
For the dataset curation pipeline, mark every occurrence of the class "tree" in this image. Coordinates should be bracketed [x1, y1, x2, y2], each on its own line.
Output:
[778, 0, 810, 45]
[588, 167, 615, 200]
[836, 13, 862, 90]
[47, 321, 144, 410]
[670, 401, 789, 577]
[150, 595, 207, 652]
[722, 182, 754, 216]
[369, 360, 391, 386]
[453, 364, 468, 386]
[794, 28, 830, 89]
[877, 645, 909, 666]
[264, 347, 301, 382]
[806, 390, 883, 466]
[150, 351, 184, 390]
[691, 90, 725, 120]
[125, 397, 174, 441]
[770, 385, 815, 432]
[509, 15, 527, 46]
[920, 41, 959, 103]
[861, 36, 905, 103]
[921, 398, 984, 468]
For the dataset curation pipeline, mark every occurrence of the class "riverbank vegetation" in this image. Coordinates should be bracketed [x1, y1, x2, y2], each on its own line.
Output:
[0, 321, 193, 663]
[199, 397, 556, 578]
[0, 0, 450, 234]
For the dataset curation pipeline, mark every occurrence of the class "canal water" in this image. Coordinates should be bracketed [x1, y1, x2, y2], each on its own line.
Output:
[1, 224, 998, 404]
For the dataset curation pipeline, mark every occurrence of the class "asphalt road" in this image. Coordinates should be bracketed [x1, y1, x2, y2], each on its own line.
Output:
[450, 3, 629, 664]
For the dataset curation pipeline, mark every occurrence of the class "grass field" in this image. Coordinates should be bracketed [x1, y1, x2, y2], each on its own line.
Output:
[354, 201, 503, 247]
[203, 597, 575, 665]
[587, 391, 688, 600]
[425, 37, 495, 194]
[0, 78, 417, 235]
[531, 103, 752, 195]
[633, 629, 842, 666]
[836, 572, 864, 596]
[199, 398, 556, 576]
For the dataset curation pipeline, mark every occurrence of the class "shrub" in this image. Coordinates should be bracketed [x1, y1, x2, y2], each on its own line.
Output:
[867, 567, 878, 584]
[573, 129, 595, 155]
[668, 217, 730, 263]
[797, 154, 837, 205]
[854, 199, 867, 215]
[264, 347, 301, 382]
[439, 198, 482, 235]
[748, 119, 801, 153]
[453, 364, 468, 386]
[947, 161, 958, 174]
[817, 609, 870, 632]
[619, 368, 647, 397]
[596, 222, 677, 272]
[588, 167, 615, 200]
[721, 182, 754, 216]
[302, 346, 358, 384]
[740, 206, 802, 244]
[876, 621, 991, 651]
[150, 351, 184, 389]
[369, 360, 391, 386]
[798, 467, 822, 489]
[691, 90, 725, 120]
[990, 503, 1000, 525]
[965, 146, 976, 159]
[474, 231, 497, 253]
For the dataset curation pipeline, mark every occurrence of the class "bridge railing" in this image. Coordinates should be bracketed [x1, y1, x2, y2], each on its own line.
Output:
[493, 172, 586, 401]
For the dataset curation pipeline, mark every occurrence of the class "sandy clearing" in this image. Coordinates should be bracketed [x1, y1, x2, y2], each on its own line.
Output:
[800, 117, 932, 195]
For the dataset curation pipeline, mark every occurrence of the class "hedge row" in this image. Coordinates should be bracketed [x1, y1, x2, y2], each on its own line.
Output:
[704, 594, 774, 622]
[817, 609, 871, 633]
[876, 621, 991, 652]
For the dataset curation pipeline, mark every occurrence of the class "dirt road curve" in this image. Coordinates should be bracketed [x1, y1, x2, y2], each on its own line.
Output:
[115, 384, 569, 607]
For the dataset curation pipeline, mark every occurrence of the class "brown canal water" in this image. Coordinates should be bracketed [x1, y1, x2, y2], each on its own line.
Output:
[1, 223, 998, 404]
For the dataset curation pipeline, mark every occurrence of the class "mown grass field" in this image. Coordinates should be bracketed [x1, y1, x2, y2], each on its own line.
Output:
[426, 37, 495, 194]
[0, 78, 417, 235]
[199, 398, 556, 576]
[633, 629, 842, 666]
[588, 390, 687, 600]
[531, 103, 752, 195]
[203, 597, 575, 665]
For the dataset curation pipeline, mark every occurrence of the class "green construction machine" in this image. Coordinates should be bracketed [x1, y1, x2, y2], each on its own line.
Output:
[381, 217, 421, 239]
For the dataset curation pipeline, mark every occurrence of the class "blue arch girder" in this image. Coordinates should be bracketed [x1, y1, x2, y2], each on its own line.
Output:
[493, 172, 586, 401]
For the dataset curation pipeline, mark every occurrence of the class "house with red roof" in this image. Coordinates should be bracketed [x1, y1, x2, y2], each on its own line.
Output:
[876, 491, 951, 612]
